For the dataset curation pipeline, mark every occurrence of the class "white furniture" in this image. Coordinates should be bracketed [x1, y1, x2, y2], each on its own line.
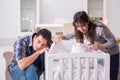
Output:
[35, 23, 74, 36]
[45, 52, 110, 80]
[20, 0, 37, 32]
[35, 24, 64, 36]
[3, 51, 13, 80]
[85, 0, 107, 20]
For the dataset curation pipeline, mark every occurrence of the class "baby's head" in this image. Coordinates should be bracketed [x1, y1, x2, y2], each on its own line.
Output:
[71, 43, 91, 53]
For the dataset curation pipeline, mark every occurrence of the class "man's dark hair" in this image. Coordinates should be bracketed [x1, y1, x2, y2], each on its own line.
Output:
[36, 28, 52, 44]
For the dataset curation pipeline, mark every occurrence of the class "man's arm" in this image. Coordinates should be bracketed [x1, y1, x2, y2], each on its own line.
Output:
[18, 47, 49, 70]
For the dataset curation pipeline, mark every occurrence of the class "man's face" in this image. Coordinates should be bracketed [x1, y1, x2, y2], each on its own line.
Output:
[33, 35, 47, 51]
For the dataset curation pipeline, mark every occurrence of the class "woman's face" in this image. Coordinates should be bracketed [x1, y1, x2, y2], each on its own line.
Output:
[74, 22, 88, 33]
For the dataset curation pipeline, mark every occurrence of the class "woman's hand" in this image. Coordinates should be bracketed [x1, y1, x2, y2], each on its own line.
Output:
[90, 44, 100, 51]
[90, 44, 107, 51]
[52, 35, 62, 44]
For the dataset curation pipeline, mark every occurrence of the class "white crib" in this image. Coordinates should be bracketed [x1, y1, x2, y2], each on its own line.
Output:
[45, 52, 110, 80]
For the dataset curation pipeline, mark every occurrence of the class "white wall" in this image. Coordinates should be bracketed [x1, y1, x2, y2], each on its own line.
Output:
[40, 0, 83, 23]
[0, 0, 20, 39]
[0, 0, 19, 79]
[0, 0, 120, 39]
[106, 0, 120, 38]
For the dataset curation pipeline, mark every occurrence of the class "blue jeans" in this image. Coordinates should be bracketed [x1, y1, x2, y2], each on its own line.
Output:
[9, 64, 39, 80]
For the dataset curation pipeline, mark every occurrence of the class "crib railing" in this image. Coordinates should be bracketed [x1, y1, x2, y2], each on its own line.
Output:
[45, 52, 110, 80]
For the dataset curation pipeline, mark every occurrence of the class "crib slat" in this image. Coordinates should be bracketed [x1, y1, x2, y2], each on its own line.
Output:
[59, 59, 64, 80]
[45, 54, 54, 80]
[68, 58, 72, 80]
[94, 58, 98, 80]
[77, 58, 81, 80]
[85, 58, 90, 80]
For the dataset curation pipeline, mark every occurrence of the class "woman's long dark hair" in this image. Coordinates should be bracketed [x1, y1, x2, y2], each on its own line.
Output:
[73, 11, 107, 44]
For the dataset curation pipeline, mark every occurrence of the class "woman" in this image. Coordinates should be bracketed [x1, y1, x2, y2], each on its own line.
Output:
[61, 11, 119, 80]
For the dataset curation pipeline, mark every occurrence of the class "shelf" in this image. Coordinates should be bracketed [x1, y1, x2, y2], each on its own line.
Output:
[35, 24, 64, 28]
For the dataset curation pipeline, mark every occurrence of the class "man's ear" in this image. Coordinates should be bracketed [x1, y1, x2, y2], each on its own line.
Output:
[34, 35, 37, 39]
[33, 35, 37, 42]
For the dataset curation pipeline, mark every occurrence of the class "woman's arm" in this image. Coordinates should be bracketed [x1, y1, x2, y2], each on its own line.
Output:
[62, 32, 75, 40]
[91, 27, 117, 50]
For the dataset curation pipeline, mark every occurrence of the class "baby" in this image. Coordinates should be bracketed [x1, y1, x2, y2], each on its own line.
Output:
[71, 43, 91, 53]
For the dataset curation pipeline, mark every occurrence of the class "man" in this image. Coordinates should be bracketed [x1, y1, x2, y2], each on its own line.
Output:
[8, 29, 52, 80]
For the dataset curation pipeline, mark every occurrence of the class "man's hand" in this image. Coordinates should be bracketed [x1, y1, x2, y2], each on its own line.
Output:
[38, 46, 49, 54]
